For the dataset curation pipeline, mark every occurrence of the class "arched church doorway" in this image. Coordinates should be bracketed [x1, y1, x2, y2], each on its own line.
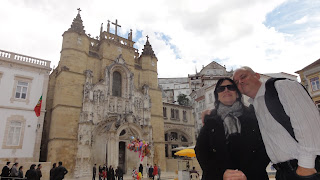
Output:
[119, 141, 126, 172]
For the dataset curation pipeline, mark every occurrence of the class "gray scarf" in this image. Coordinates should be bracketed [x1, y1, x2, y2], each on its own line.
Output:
[217, 101, 243, 139]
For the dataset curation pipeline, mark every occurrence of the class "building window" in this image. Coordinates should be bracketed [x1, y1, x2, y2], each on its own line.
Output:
[163, 107, 167, 118]
[171, 108, 175, 119]
[310, 77, 320, 91]
[181, 135, 188, 142]
[7, 121, 22, 146]
[165, 144, 168, 157]
[175, 109, 179, 119]
[171, 144, 178, 158]
[183, 110, 187, 121]
[11, 75, 33, 104]
[112, 71, 122, 97]
[15, 81, 28, 99]
[170, 132, 178, 141]
[2, 115, 26, 149]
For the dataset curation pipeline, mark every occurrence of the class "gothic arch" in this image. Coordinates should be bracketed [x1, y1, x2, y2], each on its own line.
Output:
[164, 129, 192, 143]
[105, 61, 134, 99]
[116, 123, 143, 141]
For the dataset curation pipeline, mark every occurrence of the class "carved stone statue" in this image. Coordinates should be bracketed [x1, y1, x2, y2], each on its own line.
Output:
[117, 102, 122, 112]
[99, 91, 104, 102]
[93, 91, 98, 102]
[128, 29, 132, 41]
[109, 101, 114, 112]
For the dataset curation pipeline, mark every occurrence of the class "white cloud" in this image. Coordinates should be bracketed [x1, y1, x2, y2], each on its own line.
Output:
[0, 0, 319, 78]
[294, 16, 308, 24]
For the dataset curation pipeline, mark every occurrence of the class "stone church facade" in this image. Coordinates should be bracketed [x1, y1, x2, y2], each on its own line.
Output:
[41, 10, 165, 177]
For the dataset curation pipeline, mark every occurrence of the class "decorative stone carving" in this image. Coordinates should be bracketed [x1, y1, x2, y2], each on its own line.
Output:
[117, 101, 122, 112]
[115, 54, 125, 64]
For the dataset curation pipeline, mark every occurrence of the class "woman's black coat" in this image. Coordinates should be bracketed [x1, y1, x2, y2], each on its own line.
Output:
[195, 106, 270, 180]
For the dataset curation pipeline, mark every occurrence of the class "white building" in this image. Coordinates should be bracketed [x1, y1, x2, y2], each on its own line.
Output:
[0, 49, 51, 162]
[159, 77, 191, 104]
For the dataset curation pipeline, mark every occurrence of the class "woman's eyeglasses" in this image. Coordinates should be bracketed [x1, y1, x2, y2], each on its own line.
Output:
[216, 85, 237, 93]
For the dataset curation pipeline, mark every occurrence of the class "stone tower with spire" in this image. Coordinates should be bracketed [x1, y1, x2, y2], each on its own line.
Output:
[41, 9, 165, 177]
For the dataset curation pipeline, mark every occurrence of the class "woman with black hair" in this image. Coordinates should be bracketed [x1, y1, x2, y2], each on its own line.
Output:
[195, 78, 270, 180]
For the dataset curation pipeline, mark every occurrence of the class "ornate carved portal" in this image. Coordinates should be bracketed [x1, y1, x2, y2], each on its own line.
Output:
[74, 60, 153, 177]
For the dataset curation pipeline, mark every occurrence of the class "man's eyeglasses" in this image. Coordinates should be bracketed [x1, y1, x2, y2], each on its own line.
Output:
[216, 85, 237, 93]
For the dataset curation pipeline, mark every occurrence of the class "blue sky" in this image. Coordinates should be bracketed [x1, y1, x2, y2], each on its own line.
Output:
[0, 0, 320, 78]
[265, 0, 320, 35]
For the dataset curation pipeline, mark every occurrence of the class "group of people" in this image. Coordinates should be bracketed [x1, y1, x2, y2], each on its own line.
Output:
[50, 161, 68, 180]
[130, 164, 160, 180]
[93, 164, 123, 180]
[1, 162, 42, 180]
[195, 66, 320, 180]
[146, 164, 160, 180]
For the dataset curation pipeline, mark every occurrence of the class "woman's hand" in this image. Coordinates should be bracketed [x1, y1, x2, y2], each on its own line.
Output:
[223, 169, 247, 180]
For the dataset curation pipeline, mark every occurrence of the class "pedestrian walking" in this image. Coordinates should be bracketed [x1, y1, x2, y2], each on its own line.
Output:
[10, 162, 19, 177]
[18, 166, 24, 178]
[148, 165, 153, 180]
[50, 163, 57, 180]
[115, 166, 123, 180]
[54, 161, 68, 180]
[36, 164, 42, 180]
[138, 164, 143, 177]
[25, 164, 37, 180]
[93, 164, 97, 180]
[158, 165, 161, 180]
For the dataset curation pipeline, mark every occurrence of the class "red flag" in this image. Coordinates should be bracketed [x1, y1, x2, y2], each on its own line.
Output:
[34, 96, 42, 117]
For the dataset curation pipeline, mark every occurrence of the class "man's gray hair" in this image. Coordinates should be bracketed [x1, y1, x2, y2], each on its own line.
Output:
[234, 66, 255, 75]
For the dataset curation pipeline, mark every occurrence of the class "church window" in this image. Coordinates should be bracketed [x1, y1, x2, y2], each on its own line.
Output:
[163, 107, 167, 118]
[170, 132, 178, 141]
[120, 130, 126, 136]
[310, 77, 320, 91]
[112, 71, 122, 97]
[165, 133, 168, 141]
[181, 135, 188, 142]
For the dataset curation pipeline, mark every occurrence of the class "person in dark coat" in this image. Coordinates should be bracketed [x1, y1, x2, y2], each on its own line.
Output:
[138, 164, 143, 177]
[195, 78, 270, 180]
[18, 166, 24, 178]
[25, 164, 37, 180]
[1, 161, 11, 180]
[115, 166, 123, 180]
[50, 163, 57, 180]
[54, 161, 68, 180]
[107, 166, 114, 180]
[93, 164, 97, 180]
[36, 164, 42, 180]
[148, 166, 154, 180]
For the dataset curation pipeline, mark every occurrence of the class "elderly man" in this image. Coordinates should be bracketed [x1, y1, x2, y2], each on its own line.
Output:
[228, 66, 320, 180]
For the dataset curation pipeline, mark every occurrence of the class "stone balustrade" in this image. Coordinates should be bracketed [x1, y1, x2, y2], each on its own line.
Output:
[0, 49, 51, 68]
[101, 32, 134, 48]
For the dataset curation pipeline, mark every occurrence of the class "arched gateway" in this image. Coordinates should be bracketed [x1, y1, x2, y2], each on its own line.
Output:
[74, 58, 153, 177]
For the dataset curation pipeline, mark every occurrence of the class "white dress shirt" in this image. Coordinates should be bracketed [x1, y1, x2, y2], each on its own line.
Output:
[249, 79, 320, 168]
